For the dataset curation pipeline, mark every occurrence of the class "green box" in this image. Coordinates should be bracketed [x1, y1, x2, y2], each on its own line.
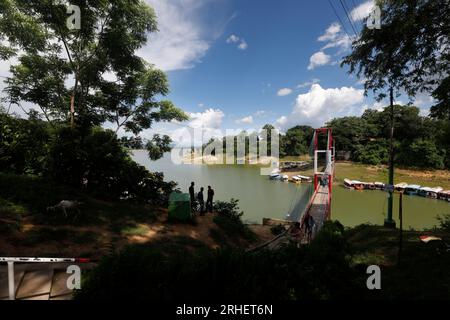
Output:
[168, 192, 192, 222]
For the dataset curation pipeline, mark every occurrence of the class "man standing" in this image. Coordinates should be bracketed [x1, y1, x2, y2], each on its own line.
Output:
[197, 187, 205, 215]
[206, 186, 215, 213]
[189, 182, 195, 208]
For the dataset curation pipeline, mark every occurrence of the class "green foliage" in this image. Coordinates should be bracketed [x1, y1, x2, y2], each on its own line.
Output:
[354, 139, 389, 165]
[398, 139, 445, 169]
[0, 112, 51, 174]
[213, 199, 256, 243]
[75, 223, 362, 300]
[327, 105, 449, 169]
[281, 125, 314, 156]
[437, 214, 450, 233]
[0, 0, 188, 160]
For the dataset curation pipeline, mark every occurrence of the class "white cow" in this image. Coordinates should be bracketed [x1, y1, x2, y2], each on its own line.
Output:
[47, 200, 83, 219]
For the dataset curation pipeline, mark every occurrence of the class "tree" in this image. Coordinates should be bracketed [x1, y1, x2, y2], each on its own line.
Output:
[0, 0, 188, 159]
[281, 125, 314, 156]
[342, 0, 450, 117]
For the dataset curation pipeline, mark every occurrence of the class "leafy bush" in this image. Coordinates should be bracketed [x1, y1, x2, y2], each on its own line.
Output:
[75, 226, 362, 301]
[437, 214, 450, 232]
[213, 199, 256, 242]
[46, 126, 177, 204]
[353, 139, 389, 165]
[0, 112, 50, 175]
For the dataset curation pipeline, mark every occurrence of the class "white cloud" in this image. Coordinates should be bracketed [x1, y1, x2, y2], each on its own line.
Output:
[318, 23, 352, 53]
[226, 34, 240, 43]
[188, 108, 224, 129]
[351, 0, 375, 22]
[277, 88, 293, 96]
[226, 34, 248, 50]
[318, 23, 341, 42]
[140, 0, 211, 71]
[297, 78, 320, 89]
[238, 40, 248, 50]
[307, 51, 331, 70]
[276, 84, 365, 129]
[235, 115, 253, 124]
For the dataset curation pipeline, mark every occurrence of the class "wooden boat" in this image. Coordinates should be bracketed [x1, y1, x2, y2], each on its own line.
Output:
[365, 183, 376, 190]
[438, 190, 450, 201]
[427, 187, 443, 199]
[269, 173, 281, 180]
[394, 182, 408, 191]
[291, 176, 302, 183]
[374, 182, 385, 190]
[405, 184, 421, 196]
[352, 180, 365, 190]
[343, 178, 353, 189]
[297, 175, 312, 182]
[418, 187, 433, 197]
[281, 175, 289, 181]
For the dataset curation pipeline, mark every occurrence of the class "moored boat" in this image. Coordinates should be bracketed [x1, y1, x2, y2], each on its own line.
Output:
[281, 175, 289, 181]
[438, 190, 450, 201]
[405, 184, 421, 196]
[343, 178, 353, 189]
[394, 182, 408, 191]
[297, 175, 312, 182]
[352, 180, 365, 190]
[374, 182, 385, 190]
[427, 187, 443, 199]
[269, 173, 281, 180]
[418, 187, 433, 197]
[365, 183, 376, 190]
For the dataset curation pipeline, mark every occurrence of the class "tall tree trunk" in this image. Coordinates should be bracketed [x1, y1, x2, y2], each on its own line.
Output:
[70, 72, 79, 128]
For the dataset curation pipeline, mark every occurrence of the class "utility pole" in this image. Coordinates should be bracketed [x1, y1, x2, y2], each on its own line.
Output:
[385, 86, 396, 228]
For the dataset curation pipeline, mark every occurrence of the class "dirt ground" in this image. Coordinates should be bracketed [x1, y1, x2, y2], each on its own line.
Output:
[0, 211, 274, 258]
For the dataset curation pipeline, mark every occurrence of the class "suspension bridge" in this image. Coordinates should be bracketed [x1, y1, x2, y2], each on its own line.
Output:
[253, 127, 335, 250]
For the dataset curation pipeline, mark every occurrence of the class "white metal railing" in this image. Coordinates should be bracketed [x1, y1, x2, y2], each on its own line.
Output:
[1, 257, 91, 300]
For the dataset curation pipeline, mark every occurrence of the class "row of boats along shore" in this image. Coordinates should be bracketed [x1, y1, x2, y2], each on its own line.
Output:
[344, 179, 450, 202]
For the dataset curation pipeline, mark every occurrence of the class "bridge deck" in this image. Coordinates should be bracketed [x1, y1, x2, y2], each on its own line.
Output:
[306, 184, 329, 237]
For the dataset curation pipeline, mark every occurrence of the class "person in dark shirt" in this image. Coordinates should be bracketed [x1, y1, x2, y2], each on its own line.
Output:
[206, 186, 214, 213]
[197, 187, 205, 215]
[189, 182, 195, 211]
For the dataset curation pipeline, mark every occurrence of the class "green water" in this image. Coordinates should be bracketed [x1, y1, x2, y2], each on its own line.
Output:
[133, 151, 450, 229]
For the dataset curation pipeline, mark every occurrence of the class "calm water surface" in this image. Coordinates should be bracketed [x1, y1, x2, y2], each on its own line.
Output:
[133, 151, 450, 229]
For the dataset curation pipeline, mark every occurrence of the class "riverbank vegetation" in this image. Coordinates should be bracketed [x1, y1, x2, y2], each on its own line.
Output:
[74, 217, 450, 300]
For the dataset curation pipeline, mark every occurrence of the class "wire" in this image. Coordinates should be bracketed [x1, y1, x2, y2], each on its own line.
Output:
[327, 0, 352, 40]
[339, 0, 358, 37]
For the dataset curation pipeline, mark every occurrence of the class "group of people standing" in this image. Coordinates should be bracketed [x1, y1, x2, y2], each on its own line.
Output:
[189, 182, 215, 215]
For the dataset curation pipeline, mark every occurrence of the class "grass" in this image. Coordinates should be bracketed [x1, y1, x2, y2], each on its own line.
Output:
[120, 224, 151, 237]
[283, 160, 450, 189]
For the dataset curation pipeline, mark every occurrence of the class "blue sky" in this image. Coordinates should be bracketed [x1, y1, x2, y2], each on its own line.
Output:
[137, 0, 435, 143]
[0, 0, 435, 143]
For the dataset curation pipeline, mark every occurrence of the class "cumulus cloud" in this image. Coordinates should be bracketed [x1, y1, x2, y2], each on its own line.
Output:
[188, 108, 224, 129]
[276, 84, 365, 129]
[235, 115, 253, 124]
[318, 22, 352, 53]
[307, 51, 331, 70]
[277, 88, 293, 96]
[140, 0, 212, 71]
[350, 0, 375, 22]
[226, 34, 248, 50]
[297, 78, 320, 89]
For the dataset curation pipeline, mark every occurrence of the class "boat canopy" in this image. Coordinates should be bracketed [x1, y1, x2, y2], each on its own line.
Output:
[405, 184, 421, 190]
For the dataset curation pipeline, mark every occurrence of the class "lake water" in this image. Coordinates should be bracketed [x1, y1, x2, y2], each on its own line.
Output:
[133, 151, 450, 229]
